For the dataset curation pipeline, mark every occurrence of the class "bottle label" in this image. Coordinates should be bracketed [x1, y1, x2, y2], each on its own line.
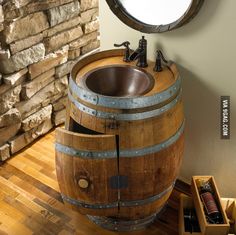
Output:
[200, 192, 219, 215]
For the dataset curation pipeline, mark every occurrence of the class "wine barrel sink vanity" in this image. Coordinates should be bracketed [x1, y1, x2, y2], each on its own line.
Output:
[54, 0, 205, 232]
[55, 49, 185, 231]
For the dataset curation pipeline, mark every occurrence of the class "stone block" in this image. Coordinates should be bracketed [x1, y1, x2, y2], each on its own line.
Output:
[27, 0, 74, 12]
[69, 31, 98, 49]
[0, 5, 4, 23]
[42, 88, 68, 108]
[44, 26, 83, 53]
[0, 107, 21, 146]
[9, 118, 53, 154]
[0, 123, 21, 146]
[12, 43, 46, 71]
[0, 43, 45, 74]
[4, 0, 75, 20]
[21, 69, 55, 99]
[54, 75, 68, 93]
[84, 19, 99, 34]
[3, 0, 32, 10]
[0, 49, 15, 74]
[0, 23, 3, 32]
[21, 105, 52, 131]
[81, 39, 100, 55]
[68, 31, 98, 59]
[81, 8, 98, 24]
[0, 144, 10, 161]
[3, 68, 28, 86]
[53, 108, 66, 126]
[55, 60, 76, 78]
[43, 16, 81, 38]
[3, 12, 49, 44]
[22, 76, 55, 100]
[16, 76, 68, 119]
[68, 48, 81, 60]
[80, 0, 98, 11]
[0, 84, 11, 96]
[0, 85, 21, 115]
[10, 33, 44, 54]
[47, 0, 80, 26]
[29, 46, 68, 79]
[0, 108, 21, 128]
[52, 96, 67, 112]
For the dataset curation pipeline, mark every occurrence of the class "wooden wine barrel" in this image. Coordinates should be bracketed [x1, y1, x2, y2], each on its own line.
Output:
[55, 49, 185, 231]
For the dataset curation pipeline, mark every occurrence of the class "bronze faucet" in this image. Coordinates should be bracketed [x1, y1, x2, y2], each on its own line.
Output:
[114, 41, 131, 62]
[129, 36, 148, 68]
[114, 36, 148, 68]
[154, 50, 168, 72]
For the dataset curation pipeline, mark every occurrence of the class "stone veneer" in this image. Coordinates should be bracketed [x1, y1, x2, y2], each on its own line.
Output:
[0, 0, 100, 161]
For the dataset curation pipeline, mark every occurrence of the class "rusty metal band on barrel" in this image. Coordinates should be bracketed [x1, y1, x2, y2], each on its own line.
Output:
[61, 182, 174, 209]
[55, 120, 184, 159]
[68, 88, 182, 121]
[69, 74, 182, 109]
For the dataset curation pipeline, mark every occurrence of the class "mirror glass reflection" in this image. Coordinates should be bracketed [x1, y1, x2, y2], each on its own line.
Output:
[119, 0, 192, 25]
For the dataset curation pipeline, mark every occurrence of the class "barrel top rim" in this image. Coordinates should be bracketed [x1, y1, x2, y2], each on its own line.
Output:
[69, 49, 182, 109]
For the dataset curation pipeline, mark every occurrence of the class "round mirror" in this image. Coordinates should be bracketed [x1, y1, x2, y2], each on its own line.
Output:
[106, 0, 204, 33]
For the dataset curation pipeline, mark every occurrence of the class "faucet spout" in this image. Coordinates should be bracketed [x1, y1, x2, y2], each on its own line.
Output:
[129, 48, 144, 61]
[129, 36, 148, 68]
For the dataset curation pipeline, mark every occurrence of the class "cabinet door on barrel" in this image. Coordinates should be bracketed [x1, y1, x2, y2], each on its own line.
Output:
[55, 128, 119, 216]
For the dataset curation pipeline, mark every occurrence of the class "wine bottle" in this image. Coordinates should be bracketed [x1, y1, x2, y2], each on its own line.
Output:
[184, 208, 201, 232]
[198, 180, 224, 224]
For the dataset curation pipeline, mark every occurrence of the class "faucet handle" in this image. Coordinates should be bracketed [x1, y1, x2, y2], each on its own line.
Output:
[154, 50, 168, 72]
[114, 41, 131, 62]
[114, 41, 130, 48]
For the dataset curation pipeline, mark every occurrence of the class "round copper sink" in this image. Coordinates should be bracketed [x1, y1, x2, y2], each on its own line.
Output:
[83, 65, 155, 97]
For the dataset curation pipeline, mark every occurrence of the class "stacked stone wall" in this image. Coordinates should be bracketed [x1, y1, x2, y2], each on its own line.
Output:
[0, 0, 100, 160]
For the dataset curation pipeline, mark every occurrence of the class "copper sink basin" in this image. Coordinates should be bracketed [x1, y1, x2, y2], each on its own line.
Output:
[83, 65, 154, 97]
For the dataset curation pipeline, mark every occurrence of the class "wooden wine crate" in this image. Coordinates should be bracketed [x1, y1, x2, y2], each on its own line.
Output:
[179, 194, 203, 235]
[191, 176, 230, 235]
[222, 198, 236, 235]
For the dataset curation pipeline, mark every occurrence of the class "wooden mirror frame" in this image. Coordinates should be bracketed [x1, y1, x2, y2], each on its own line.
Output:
[106, 0, 204, 33]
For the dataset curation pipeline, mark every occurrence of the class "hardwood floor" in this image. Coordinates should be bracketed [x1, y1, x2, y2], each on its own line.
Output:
[0, 128, 188, 235]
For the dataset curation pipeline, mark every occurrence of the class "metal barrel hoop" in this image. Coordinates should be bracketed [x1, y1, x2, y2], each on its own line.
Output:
[60, 181, 175, 210]
[68, 89, 183, 121]
[55, 120, 185, 159]
[69, 74, 182, 110]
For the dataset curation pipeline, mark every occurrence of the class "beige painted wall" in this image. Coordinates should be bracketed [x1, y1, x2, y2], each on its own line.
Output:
[99, 0, 236, 197]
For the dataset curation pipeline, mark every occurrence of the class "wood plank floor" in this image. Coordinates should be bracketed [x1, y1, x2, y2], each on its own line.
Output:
[0, 128, 187, 235]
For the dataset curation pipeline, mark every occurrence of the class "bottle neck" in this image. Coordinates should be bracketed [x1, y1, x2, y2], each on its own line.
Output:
[197, 180, 213, 193]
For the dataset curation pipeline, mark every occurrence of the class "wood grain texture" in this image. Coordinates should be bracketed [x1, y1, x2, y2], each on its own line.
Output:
[69, 95, 184, 142]
[0, 129, 187, 235]
[119, 133, 184, 199]
[55, 128, 118, 216]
